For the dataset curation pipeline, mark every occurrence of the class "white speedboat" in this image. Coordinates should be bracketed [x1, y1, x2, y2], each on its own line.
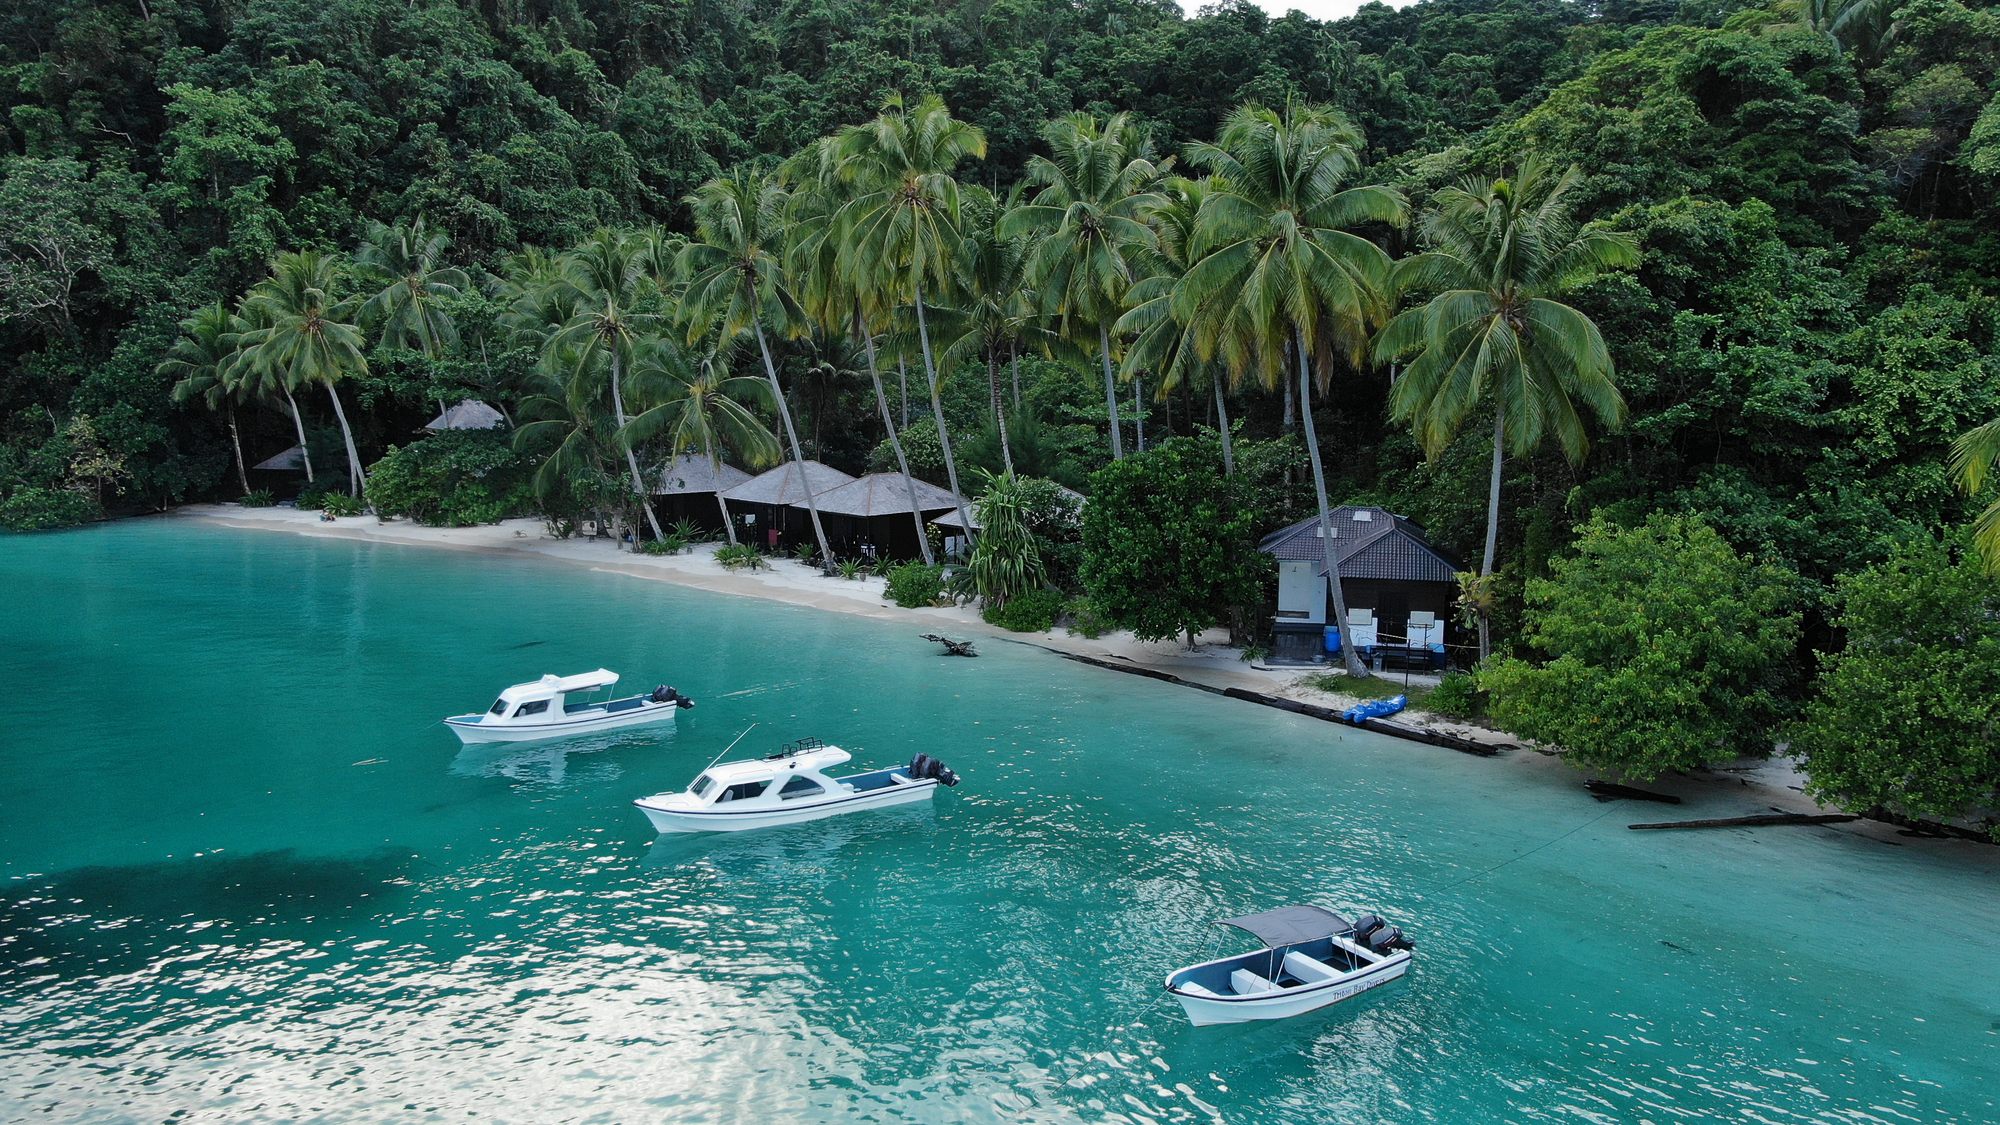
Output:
[633, 737, 958, 833]
[1164, 905, 1413, 1026]
[445, 669, 692, 744]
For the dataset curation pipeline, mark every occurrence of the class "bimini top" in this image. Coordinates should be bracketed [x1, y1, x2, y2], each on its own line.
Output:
[501, 669, 618, 701]
[1218, 905, 1354, 948]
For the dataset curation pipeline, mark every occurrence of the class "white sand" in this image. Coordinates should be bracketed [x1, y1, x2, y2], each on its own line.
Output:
[172, 503, 1996, 859]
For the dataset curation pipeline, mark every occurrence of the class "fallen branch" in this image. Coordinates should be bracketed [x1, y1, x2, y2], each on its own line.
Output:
[1586, 780, 1681, 805]
[1628, 813, 1859, 831]
[919, 633, 978, 657]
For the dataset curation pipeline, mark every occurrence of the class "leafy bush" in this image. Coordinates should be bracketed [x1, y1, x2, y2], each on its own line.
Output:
[794, 542, 819, 564]
[364, 429, 531, 526]
[642, 534, 687, 555]
[0, 486, 96, 531]
[239, 489, 276, 507]
[885, 562, 944, 607]
[983, 586, 1065, 632]
[1424, 672, 1486, 719]
[1064, 596, 1113, 639]
[836, 558, 866, 580]
[670, 518, 706, 543]
[715, 543, 772, 570]
[296, 473, 351, 511]
[1481, 514, 1801, 779]
[1792, 538, 2000, 837]
[319, 492, 365, 516]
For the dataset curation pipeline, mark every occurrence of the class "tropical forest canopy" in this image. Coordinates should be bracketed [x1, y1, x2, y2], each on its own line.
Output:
[6, 0, 2000, 827]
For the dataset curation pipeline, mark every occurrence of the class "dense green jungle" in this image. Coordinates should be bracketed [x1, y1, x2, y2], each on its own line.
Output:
[3, 0, 1998, 830]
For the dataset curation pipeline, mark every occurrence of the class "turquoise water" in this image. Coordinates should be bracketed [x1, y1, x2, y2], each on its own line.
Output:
[2, 521, 1996, 1124]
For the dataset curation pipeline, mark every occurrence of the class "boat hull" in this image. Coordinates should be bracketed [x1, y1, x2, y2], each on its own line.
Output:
[445, 701, 678, 744]
[635, 778, 937, 833]
[1166, 949, 1410, 1026]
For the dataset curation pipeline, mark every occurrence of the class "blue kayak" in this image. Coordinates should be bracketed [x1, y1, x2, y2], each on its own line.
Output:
[1342, 695, 1407, 723]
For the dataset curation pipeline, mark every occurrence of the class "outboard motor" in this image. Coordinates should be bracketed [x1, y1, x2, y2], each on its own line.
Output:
[651, 685, 696, 709]
[905, 753, 960, 787]
[1364, 924, 1412, 953]
[1350, 914, 1383, 943]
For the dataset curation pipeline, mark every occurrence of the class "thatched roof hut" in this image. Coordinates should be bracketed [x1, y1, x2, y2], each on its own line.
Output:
[721, 460, 856, 505]
[797, 472, 962, 517]
[424, 399, 507, 430]
[653, 453, 753, 496]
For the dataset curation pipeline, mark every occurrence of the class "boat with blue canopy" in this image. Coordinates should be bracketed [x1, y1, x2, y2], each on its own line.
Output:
[1164, 904, 1413, 1026]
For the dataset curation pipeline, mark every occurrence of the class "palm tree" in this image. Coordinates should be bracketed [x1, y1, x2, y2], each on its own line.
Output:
[678, 168, 835, 567]
[622, 338, 780, 545]
[1002, 112, 1167, 462]
[224, 298, 315, 484]
[1182, 102, 1408, 677]
[355, 218, 468, 356]
[161, 303, 254, 494]
[513, 346, 622, 531]
[238, 250, 372, 496]
[1117, 176, 1237, 473]
[1375, 159, 1636, 659]
[831, 93, 986, 548]
[932, 185, 1061, 474]
[546, 230, 668, 546]
[784, 140, 937, 564]
[354, 217, 469, 422]
[1951, 416, 2000, 575]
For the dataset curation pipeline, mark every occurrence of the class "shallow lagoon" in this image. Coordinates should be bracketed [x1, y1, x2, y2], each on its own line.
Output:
[2, 520, 1996, 1124]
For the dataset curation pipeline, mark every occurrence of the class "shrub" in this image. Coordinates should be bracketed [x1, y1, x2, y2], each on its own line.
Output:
[239, 489, 276, 507]
[297, 472, 351, 510]
[983, 586, 1065, 632]
[1792, 538, 2000, 837]
[642, 534, 687, 556]
[1064, 596, 1114, 639]
[1481, 514, 1801, 779]
[319, 492, 365, 516]
[885, 562, 944, 607]
[1424, 672, 1487, 719]
[836, 558, 866, 580]
[364, 429, 531, 526]
[965, 470, 1045, 606]
[0, 486, 96, 531]
[670, 518, 706, 543]
[715, 543, 772, 570]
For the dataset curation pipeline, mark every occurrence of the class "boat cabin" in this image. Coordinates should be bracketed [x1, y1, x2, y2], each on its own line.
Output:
[484, 669, 628, 724]
[679, 740, 901, 811]
[1258, 506, 1462, 666]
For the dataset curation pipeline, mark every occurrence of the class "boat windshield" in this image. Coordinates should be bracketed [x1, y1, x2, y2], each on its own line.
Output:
[489, 699, 507, 716]
[690, 774, 715, 797]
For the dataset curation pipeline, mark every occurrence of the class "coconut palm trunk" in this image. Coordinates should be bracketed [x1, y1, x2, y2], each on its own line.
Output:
[282, 386, 315, 482]
[752, 317, 833, 567]
[1010, 341, 1022, 411]
[1478, 406, 1504, 660]
[226, 404, 250, 494]
[324, 382, 366, 495]
[607, 353, 666, 548]
[1213, 376, 1235, 474]
[988, 352, 1013, 472]
[1134, 375, 1145, 452]
[705, 433, 739, 546]
[913, 284, 974, 551]
[1298, 330, 1368, 678]
[862, 323, 934, 565]
[1098, 323, 1124, 460]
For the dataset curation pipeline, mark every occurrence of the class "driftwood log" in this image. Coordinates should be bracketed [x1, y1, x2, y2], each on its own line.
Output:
[1629, 813, 1859, 831]
[920, 634, 978, 657]
[1586, 779, 1682, 804]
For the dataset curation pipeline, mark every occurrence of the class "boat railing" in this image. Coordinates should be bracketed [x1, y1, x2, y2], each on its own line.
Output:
[766, 735, 827, 760]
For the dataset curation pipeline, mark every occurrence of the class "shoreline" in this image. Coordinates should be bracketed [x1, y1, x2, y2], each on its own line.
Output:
[170, 504, 1995, 861]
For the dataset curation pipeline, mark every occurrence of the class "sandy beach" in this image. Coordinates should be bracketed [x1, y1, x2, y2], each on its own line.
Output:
[173, 503, 1994, 857]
